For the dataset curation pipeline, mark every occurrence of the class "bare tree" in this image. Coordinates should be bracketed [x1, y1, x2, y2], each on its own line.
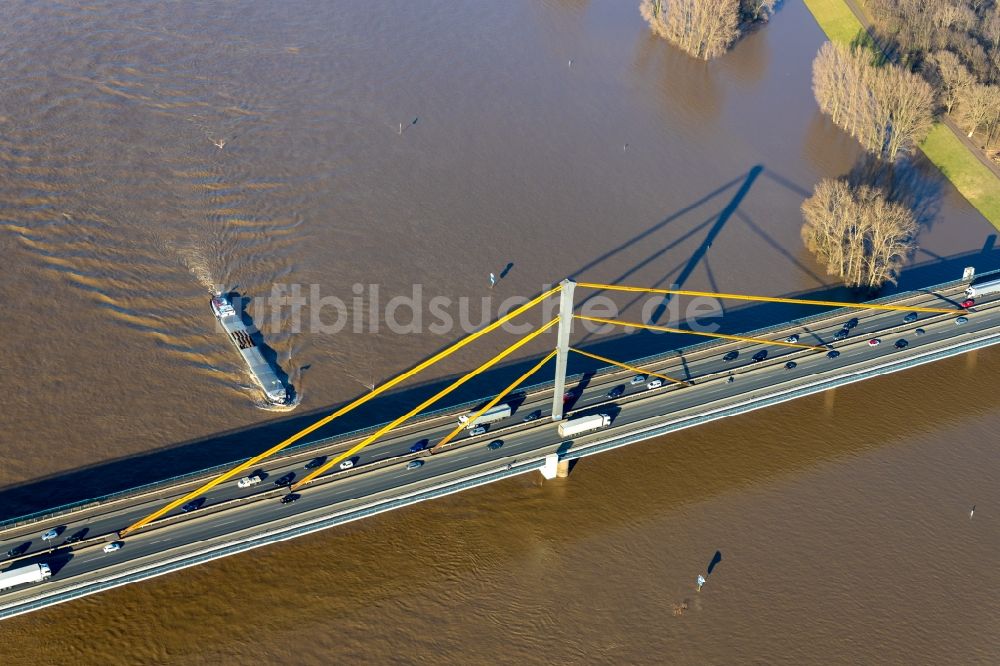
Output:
[640, 0, 775, 60]
[740, 0, 779, 23]
[957, 82, 1000, 139]
[866, 0, 1000, 86]
[923, 50, 976, 113]
[812, 43, 934, 161]
[933, 2, 977, 38]
[881, 63, 936, 160]
[802, 178, 917, 289]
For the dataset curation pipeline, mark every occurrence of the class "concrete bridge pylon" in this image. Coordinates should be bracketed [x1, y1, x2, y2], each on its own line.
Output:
[540, 453, 571, 479]
[551, 278, 576, 422]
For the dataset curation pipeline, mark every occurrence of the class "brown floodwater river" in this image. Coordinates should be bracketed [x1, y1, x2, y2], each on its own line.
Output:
[1, 0, 998, 662]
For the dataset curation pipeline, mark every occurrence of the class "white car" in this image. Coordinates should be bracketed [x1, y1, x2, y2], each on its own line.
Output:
[339, 459, 355, 470]
[469, 426, 487, 436]
[41, 528, 60, 541]
[646, 379, 663, 390]
[630, 375, 646, 385]
[237, 475, 262, 489]
[783, 334, 800, 343]
[103, 541, 123, 553]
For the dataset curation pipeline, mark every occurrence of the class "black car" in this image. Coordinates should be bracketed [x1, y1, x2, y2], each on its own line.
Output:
[487, 440, 504, 450]
[5, 543, 29, 558]
[785, 361, 797, 369]
[64, 528, 89, 544]
[845, 317, 859, 329]
[723, 350, 739, 362]
[274, 472, 296, 487]
[903, 312, 918, 324]
[304, 457, 326, 470]
[181, 498, 206, 513]
[895, 339, 909, 349]
[607, 385, 625, 399]
[409, 439, 429, 453]
[751, 350, 768, 363]
[280, 493, 301, 504]
[827, 350, 841, 359]
[522, 410, 542, 423]
[833, 328, 849, 340]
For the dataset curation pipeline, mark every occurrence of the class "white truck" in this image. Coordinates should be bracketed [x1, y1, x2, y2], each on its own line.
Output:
[966, 276, 1000, 298]
[558, 413, 612, 438]
[0, 563, 52, 591]
[237, 475, 262, 489]
[458, 403, 512, 430]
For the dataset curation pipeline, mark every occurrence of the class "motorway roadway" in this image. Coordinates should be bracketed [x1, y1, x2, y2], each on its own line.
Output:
[1, 282, 997, 608]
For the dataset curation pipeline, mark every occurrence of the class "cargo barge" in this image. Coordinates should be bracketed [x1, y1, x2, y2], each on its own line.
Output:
[211, 293, 288, 404]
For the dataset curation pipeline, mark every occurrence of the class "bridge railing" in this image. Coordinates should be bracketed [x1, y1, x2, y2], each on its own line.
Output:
[1, 270, 985, 530]
[0, 456, 544, 619]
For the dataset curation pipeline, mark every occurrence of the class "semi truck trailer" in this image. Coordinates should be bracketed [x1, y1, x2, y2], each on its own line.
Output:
[966, 276, 1000, 298]
[0, 563, 52, 591]
[558, 413, 612, 437]
[458, 404, 512, 429]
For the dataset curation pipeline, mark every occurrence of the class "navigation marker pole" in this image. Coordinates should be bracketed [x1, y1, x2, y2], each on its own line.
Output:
[551, 279, 576, 421]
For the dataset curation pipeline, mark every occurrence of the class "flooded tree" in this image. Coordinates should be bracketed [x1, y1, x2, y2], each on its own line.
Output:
[812, 43, 935, 162]
[739, 0, 779, 23]
[801, 178, 917, 290]
[639, 0, 777, 61]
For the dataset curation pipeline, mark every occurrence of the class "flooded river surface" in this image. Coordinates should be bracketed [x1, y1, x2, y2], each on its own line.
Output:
[1, 0, 998, 662]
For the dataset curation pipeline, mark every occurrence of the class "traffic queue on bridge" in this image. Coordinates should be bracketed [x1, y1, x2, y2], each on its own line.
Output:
[0, 278, 988, 600]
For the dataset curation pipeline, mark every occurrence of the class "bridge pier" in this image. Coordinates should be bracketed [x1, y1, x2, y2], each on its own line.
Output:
[540, 454, 571, 479]
[551, 279, 577, 422]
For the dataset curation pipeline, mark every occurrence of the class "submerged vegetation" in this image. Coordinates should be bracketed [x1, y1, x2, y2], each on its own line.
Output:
[801, 178, 918, 290]
[639, 0, 778, 60]
[812, 42, 935, 162]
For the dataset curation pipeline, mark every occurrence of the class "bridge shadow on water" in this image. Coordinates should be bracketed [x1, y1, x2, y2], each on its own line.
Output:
[1, 169, 998, 522]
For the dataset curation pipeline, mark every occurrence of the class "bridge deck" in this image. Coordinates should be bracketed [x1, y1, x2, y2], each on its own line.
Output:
[1, 280, 997, 619]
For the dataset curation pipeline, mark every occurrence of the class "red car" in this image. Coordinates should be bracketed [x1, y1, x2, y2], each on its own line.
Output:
[961, 298, 975, 308]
